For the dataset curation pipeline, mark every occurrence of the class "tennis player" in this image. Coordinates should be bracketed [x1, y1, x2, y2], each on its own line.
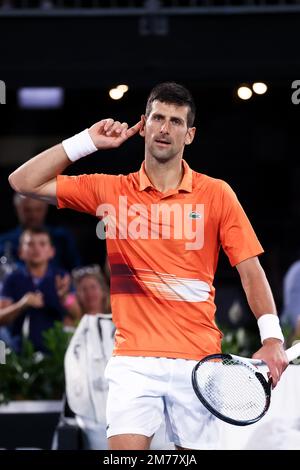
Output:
[9, 82, 288, 450]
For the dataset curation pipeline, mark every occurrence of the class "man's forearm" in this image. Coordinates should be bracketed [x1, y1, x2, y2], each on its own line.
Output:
[0, 299, 26, 325]
[239, 264, 285, 344]
[8, 119, 141, 204]
[236, 257, 277, 319]
[240, 267, 277, 319]
[8, 144, 70, 198]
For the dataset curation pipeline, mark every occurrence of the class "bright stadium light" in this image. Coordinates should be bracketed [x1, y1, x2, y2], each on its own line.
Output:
[237, 86, 252, 101]
[252, 82, 268, 95]
[117, 84, 129, 93]
[109, 88, 124, 100]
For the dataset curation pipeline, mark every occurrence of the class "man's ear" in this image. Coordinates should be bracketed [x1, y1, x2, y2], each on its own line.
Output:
[139, 115, 146, 137]
[185, 127, 196, 145]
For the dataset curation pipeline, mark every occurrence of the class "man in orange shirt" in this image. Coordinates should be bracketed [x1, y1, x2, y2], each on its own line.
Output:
[9, 82, 288, 450]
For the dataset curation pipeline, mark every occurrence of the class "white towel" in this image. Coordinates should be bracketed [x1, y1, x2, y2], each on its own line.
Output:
[64, 313, 115, 423]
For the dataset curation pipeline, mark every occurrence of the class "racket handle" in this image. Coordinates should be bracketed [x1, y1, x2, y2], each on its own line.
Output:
[248, 341, 300, 365]
[285, 342, 300, 362]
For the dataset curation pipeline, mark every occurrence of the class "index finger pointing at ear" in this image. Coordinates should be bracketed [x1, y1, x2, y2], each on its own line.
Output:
[125, 120, 143, 139]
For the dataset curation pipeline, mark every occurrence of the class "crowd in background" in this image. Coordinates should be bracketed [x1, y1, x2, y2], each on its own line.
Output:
[0, 195, 111, 354]
[0, 193, 299, 355]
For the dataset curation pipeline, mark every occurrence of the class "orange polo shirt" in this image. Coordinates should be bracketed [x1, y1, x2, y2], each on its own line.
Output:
[57, 160, 263, 360]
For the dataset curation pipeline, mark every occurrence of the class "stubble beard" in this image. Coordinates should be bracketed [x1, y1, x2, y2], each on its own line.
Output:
[147, 142, 178, 164]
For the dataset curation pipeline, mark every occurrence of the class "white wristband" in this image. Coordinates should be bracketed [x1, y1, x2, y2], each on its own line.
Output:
[257, 314, 284, 344]
[62, 128, 97, 162]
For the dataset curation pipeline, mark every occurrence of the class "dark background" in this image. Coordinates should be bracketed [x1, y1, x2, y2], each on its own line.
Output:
[1, 10, 300, 320]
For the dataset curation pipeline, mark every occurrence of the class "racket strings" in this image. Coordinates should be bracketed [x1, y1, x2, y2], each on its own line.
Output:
[195, 358, 267, 421]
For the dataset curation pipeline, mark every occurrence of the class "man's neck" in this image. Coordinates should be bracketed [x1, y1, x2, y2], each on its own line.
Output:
[144, 157, 183, 193]
[27, 262, 48, 278]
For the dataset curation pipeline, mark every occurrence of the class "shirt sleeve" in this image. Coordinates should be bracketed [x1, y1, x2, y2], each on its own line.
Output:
[218, 181, 264, 266]
[56, 173, 120, 216]
[1, 273, 15, 302]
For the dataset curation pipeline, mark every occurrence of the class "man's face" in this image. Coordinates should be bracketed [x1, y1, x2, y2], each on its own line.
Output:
[140, 100, 195, 162]
[19, 233, 55, 266]
[15, 198, 48, 229]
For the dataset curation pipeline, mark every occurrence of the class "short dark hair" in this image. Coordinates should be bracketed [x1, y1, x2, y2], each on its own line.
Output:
[145, 82, 196, 127]
[19, 227, 54, 246]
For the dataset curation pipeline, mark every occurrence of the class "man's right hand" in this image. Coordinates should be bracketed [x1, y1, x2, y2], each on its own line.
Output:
[22, 292, 44, 309]
[88, 119, 142, 150]
[8, 118, 142, 207]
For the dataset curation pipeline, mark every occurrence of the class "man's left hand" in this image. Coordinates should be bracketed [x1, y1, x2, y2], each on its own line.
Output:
[56, 274, 71, 301]
[252, 338, 289, 388]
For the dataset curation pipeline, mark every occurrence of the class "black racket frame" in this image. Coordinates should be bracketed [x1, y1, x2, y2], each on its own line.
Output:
[192, 353, 272, 426]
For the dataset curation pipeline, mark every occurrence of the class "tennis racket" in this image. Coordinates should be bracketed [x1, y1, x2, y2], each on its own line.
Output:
[192, 342, 300, 426]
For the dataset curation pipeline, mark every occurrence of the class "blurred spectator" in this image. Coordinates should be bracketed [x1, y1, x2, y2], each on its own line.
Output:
[0, 194, 81, 272]
[73, 264, 111, 314]
[281, 260, 300, 342]
[62, 264, 111, 327]
[64, 264, 114, 449]
[0, 228, 77, 353]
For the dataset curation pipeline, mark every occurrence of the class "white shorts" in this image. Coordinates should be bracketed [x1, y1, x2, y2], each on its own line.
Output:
[104, 356, 220, 449]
